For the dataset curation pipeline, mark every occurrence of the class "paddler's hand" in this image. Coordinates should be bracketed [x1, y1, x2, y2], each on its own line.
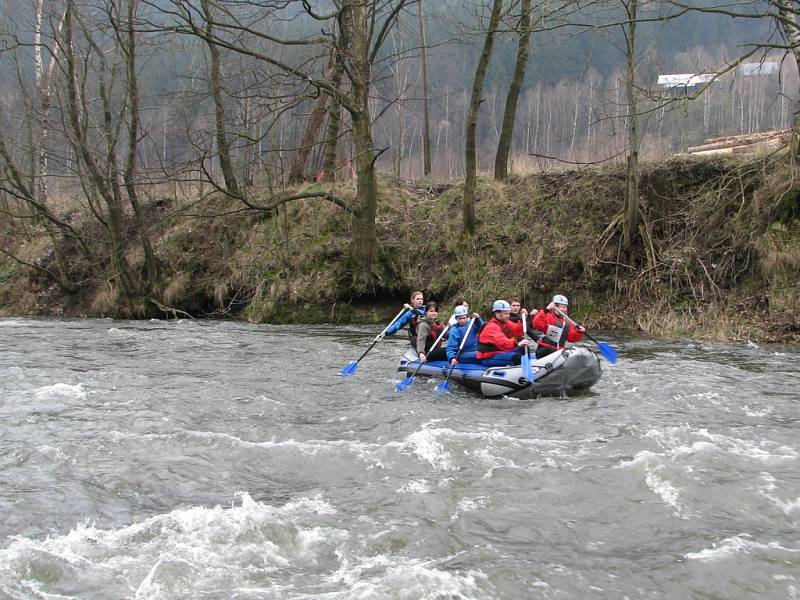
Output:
[546, 302, 556, 311]
[450, 358, 458, 366]
[577, 325, 586, 333]
[517, 339, 531, 348]
[404, 303, 413, 310]
[419, 353, 427, 363]
[374, 332, 385, 342]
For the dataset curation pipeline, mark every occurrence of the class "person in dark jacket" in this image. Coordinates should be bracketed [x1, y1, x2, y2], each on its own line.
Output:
[416, 301, 448, 363]
[509, 298, 523, 324]
[445, 305, 483, 365]
[476, 300, 532, 366]
[532, 294, 585, 358]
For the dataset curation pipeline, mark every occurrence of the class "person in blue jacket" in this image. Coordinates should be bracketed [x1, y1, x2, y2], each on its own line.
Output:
[445, 305, 484, 366]
[377, 290, 425, 346]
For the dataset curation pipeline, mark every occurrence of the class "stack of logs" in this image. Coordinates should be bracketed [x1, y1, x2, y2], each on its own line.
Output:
[686, 128, 792, 156]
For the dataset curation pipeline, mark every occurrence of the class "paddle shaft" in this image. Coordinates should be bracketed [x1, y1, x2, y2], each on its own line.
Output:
[553, 307, 621, 365]
[406, 323, 450, 377]
[553, 306, 602, 346]
[521, 311, 532, 358]
[520, 311, 534, 380]
[441, 317, 476, 386]
[354, 306, 408, 364]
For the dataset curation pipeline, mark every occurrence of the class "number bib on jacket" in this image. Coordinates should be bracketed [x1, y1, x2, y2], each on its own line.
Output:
[544, 322, 568, 346]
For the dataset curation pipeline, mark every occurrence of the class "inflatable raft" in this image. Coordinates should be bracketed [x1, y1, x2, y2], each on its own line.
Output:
[397, 344, 602, 399]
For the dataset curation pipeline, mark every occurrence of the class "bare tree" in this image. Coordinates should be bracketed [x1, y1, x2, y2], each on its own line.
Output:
[322, 49, 345, 181]
[418, 0, 432, 176]
[200, 0, 241, 198]
[463, 0, 504, 236]
[163, 0, 410, 289]
[622, 0, 640, 250]
[288, 47, 336, 184]
[495, 0, 532, 180]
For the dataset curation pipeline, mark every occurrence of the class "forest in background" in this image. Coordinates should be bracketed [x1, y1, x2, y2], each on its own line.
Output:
[0, 0, 798, 340]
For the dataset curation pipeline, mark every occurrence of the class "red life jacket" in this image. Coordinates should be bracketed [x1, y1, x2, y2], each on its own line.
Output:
[477, 317, 517, 356]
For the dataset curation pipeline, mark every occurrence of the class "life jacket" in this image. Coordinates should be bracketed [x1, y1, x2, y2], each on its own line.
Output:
[539, 317, 570, 349]
[477, 318, 516, 354]
[407, 307, 425, 345]
[424, 321, 445, 352]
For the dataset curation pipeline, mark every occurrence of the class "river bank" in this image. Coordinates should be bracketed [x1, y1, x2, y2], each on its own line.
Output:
[1, 153, 798, 342]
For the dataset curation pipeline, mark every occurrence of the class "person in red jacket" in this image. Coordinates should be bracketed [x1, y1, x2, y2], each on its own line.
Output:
[532, 294, 585, 358]
[476, 300, 532, 366]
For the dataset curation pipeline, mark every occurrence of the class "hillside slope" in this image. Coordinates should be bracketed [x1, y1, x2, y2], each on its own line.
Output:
[1, 154, 798, 341]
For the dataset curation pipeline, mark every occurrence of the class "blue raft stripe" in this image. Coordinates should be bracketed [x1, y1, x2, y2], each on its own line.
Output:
[404, 360, 488, 373]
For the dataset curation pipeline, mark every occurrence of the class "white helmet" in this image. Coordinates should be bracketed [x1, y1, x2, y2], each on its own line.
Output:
[552, 294, 569, 305]
[492, 300, 511, 312]
[453, 305, 469, 318]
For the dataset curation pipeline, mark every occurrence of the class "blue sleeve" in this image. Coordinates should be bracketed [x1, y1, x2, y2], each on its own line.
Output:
[385, 310, 412, 336]
[446, 327, 463, 361]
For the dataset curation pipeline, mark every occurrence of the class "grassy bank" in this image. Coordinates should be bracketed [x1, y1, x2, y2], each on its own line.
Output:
[1, 153, 798, 342]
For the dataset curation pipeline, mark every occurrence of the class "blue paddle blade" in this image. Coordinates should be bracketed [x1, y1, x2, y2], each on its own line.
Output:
[598, 342, 618, 364]
[395, 376, 414, 391]
[434, 380, 450, 393]
[338, 361, 358, 377]
[521, 353, 534, 382]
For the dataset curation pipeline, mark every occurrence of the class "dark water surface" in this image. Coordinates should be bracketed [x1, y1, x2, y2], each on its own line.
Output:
[0, 318, 798, 599]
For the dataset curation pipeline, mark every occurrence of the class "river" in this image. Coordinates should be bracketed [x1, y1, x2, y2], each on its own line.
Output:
[0, 318, 798, 599]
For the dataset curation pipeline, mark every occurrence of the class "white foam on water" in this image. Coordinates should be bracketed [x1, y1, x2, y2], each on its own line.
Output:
[0, 492, 345, 598]
[324, 554, 490, 599]
[184, 429, 390, 470]
[685, 534, 800, 561]
[613, 449, 662, 469]
[107, 327, 138, 338]
[644, 468, 689, 519]
[451, 496, 489, 521]
[397, 479, 431, 494]
[615, 451, 690, 518]
[402, 426, 456, 471]
[36, 445, 74, 464]
[743, 404, 773, 417]
[0, 319, 29, 327]
[33, 383, 87, 402]
[645, 426, 798, 462]
[758, 472, 800, 516]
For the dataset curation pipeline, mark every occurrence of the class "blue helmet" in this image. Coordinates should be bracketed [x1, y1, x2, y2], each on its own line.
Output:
[453, 305, 469, 318]
[492, 300, 511, 312]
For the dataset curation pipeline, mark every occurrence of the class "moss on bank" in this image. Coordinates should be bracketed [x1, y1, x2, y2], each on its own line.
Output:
[1, 153, 798, 342]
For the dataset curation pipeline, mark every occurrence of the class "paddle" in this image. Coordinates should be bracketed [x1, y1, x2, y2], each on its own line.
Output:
[520, 312, 536, 382]
[395, 324, 450, 391]
[553, 307, 618, 364]
[434, 317, 476, 393]
[339, 306, 408, 376]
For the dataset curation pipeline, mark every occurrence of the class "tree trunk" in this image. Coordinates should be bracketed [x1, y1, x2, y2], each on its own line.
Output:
[463, 0, 504, 236]
[622, 0, 640, 251]
[201, 0, 241, 198]
[418, 0, 432, 176]
[494, 0, 531, 180]
[289, 50, 335, 184]
[322, 49, 345, 181]
[775, 0, 800, 156]
[340, 0, 378, 288]
[64, 0, 139, 296]
[122, 0, 159, 289]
